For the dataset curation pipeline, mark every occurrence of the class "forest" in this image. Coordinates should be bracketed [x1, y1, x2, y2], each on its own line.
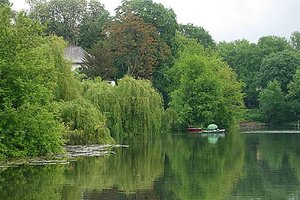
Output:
[0, 0, 299, 158]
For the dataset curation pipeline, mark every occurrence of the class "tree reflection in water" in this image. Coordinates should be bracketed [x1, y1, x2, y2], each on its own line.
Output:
[4, 129, 300, 199]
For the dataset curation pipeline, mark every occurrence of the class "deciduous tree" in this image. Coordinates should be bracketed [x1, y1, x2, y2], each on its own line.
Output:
[179, 23, 215, 48]
[116, 0, 178, 105]
[0, 7, 63, 157]
[217, 40, 261, 107]
[257, 35, 292, 56]
[290, 31, 300, 50]
[78, 0, 110, 48]
[168, 36, 244, 128]
[82, 41, 117, 80]
[116, 0, 178, 56]
[27, 0, 109, 47]
[259, 50, 300, 93]
[259, 80, 289, 123]
[104, 13, 170, 80]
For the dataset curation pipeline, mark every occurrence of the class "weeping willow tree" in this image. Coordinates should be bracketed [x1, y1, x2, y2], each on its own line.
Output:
[83, 76, 164, 137]
[60, 98, 114, 145]
[116, 76, 164, 135]
[82, 78, 123, 136]
[48, 37, 80, 101]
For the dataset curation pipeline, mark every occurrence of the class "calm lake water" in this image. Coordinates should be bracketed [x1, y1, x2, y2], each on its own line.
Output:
[1, 127, 300, 200]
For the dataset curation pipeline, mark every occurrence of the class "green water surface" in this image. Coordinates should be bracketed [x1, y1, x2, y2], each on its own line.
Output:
[1, 128, 300, 200]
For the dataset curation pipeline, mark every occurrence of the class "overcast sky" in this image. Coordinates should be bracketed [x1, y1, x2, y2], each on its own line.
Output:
[10, 0, 300, 43]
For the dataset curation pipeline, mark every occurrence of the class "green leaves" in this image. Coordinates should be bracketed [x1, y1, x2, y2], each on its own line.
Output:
[259, 50, 300, 93]
[28, 0, 109, 47]
[169, 36, 244, 128]
[60, 98, 113, 145]
[104, 13, 170, 80]
[0, 8, 63, 157]
[259, 80, 290, 123]
[179, 23, 215, 48]
[83, 76, 164, 137]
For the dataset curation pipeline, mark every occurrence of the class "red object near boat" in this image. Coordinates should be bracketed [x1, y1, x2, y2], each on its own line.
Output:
[187, 127, 202, 133]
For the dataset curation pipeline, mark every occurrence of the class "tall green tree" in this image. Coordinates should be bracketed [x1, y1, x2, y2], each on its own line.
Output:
[168, 36, 244, 128]
[259, 80, 290, 123]
[179, 23, 215, 48]
[287, 68, 300, 121]
[60, 98, 114, 145]
[78, 0, 110, 48]
[257, 35, 292, 56]
[0, 7, 63, 157]
[116, 0, 178, 105]
[27, 0, 87, 44]
[27, 0, 109, 47]
[259, 50, 300, 93]
[49, 37, 80, 101]
[217, 40, 261, 107]
[104, 13, 170, 80]
[287, 68, 300, 100]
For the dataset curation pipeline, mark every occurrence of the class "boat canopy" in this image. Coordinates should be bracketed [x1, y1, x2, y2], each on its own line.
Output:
[207, 124, 218, 130]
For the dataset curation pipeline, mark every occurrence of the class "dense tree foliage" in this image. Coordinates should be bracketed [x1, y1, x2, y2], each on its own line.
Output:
[78, 0, 110, 48]
[4, 0, 300, 159]
[0, 7, 63, 157]
[83, 76, 165, 137]
[259, 50, 300, 93]
[82, 42, 117, 80]
[27, 0, 109, 48]
[258, 81, 290, 123]
[104, 13, 170, 80]
[116, 0, 178, 57]
[287, 68, 300, 121]
[287, 68, 300, 100]
[179, 23, 215, 48]
[217, 32, 299, 122]
[168, 36, 244, 128]
[0, 0, 9, 6]
[257, 35, 292, 56]
[60, 98, 113, 145]
[116, 0, 178, 106]
[217, 40, 261, 107]
[0, 7, 115, 157]
[291, 31, 300, 50]
[49, 37, 80, 101]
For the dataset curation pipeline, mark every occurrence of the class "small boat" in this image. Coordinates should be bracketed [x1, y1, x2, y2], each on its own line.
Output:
[202, 129, 226, 134]
[187, 127, 202, 133]
[202, 124, 225, 134]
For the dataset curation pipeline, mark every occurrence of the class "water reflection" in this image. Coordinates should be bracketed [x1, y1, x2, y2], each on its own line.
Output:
[230, 133, 300, 199]
[2, 129, 300, 199]
[200, 132, 226, 144]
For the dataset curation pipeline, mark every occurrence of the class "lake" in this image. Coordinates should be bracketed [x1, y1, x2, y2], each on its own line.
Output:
[1, 127, 300, 199]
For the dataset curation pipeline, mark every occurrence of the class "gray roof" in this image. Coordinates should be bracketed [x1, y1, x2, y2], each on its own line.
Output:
[64, 45, 86, 64]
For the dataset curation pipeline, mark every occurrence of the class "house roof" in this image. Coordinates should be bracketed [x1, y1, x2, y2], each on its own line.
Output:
[64, 45, 86, 64]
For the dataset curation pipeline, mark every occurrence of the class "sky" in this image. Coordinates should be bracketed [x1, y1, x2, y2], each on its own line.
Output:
[10, 0, 300, 43]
